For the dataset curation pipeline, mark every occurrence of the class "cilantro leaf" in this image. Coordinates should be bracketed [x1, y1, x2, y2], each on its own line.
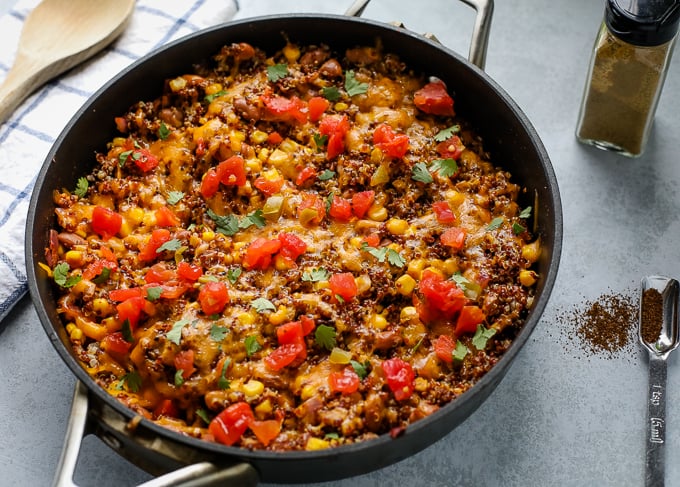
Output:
[361, 242, 387, 262]
[512, 222, 527, 235]
[166, 191, 184, 205]
[207, 209, 239, 236]
[174, 369, 185, 386]
[73, 177, 88, 198]
[158, 122, 170, 140]
[196, 408, 211, 424]
[167, 319, 189, 345]
[487, 217, 504, 231]
[450, 272, 472, 291]
[121, 371, 142, 393]
[350, 359, 370, 380]
[146, 286, 163, 301]
[412, 336, 425, 353]
[318, 169, 336, 181]
[267, 63, 289, 82]
[411, 162, 433, 183]
[53, 262, 81, 288]
[251, 297, 276, 313]
[325, 432, 340, 440]
[218, 358, 231, 390]
[122, 319, 134, 343]
[91, 267, 111, 284]
[313, 133, 328, 150]
[472, 325, 496, 350]
[156, 238, 182, 254]
[519, 206, 532, 219]
[430, 158, 458, 178]
[452, 340, 469, 361]
[238, 209, 266, 230]
[118, 149, 133, 167]
[245, 335, 262, 357]
[315, 324, 337, 350]
[434, 124, 460, 142]
[227, 267, 242, 285]
[210, 324, 229, 342]
[345, 70, 368, 96]
[321, 86, 341, 101]
[386, 249, 406, 268]
[302, 267, 330, 282]
[204, 90, 227, 103]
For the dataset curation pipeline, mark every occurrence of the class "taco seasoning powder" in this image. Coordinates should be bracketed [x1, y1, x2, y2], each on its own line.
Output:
[640, 288, 663, 344]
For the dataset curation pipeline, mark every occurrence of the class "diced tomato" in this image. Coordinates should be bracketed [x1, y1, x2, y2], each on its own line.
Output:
[153, 399, 179, 419]
[114, 116, 127, 133]
[82, 258, 118, 281]
[92, 206, 122, 240]
[138, 228, 172, 262]
[264, 342, 305, 371]
[297, 193, 326, 226]
[329, 195, 352, 222]
[418, 269, 467, 320]
[329, 272, 358, 302]
[174, 349, 196, 380]
[300, 315, 316, 336]
[373, 124, 409, 158]
[102, 332, 132, 355]
[295, 166, 317, 186]
[440, 227, 466, 251]
[432, 201, 456, 224]
[363, 233, 380, 248]
[381, 357, 415, 401]
[455, 305, 486, 335]
[267, 131, 283, 145]
[262, 93, 308, 124]
[116, 296, 146, 328]
[413, 80, 455, 116]
[177, 261, 203, 281]
[198, 281, 229, 315]
[157, 282, 190, 300]
[243, 237, 283, 270]
[200, 168, 221, 198]
[248, 419, 282, 447]
[319, 114, 349, 159]
[99, 246, 117, 263]
[308, 96, 330, 122]
[109, 287, 144, 302]
[278, 232, 307, 263]
[254, 176, 284, 196]
[329, 367, 360, 395]
[129, 148, 159, 172]
[155, 206, 180, 227]
[209, 401, 254, 446]
[434, 335, 456, 364]
[436, 135, 465, 160]
[351, 190, 375, 219]
[144, 262, 177, 283]
[277, 321, 304, 345]
[216, 155, 247, 187]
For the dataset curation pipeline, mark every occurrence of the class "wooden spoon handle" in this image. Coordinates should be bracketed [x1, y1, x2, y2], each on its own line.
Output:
[0, 54, 54, 125]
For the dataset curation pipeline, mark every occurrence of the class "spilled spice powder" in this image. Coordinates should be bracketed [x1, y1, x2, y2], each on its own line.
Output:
[640, 288, 663, 345]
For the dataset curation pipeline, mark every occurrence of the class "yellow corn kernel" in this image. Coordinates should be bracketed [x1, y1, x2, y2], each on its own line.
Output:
[205, 83, 224, 95]
[245, 157, 262, 173]
[314, 280, 330, 291]
[400, 306, 419, 324]
[268, 306, 289, 325]
[64, 250, 84, 268]
[102, 316, 120, 332]
[407, 259, 426, 279]
[370, 164, 390, 186]
[349, 236, 364, 249]
[300, 384, 316, 401]
[242, 380, 265, 398]
[386, 218, 409, 235]
[238, 311, 258, 326]
[66, 323, 77, 335]
[111, 137, 127, 148]
[329, 347, 353, 364]
[283, 44, 300, 63]
[519, 270, 538, 287]
[367, 313, 388, 330]
[255, 399, 273, 415]
[268, 148, 291, 167]
[202, 230, 215, 242]
[443, 258, 459, 275]
[257, 147, 271, 162]
[306, 438, 330, 451]
[367, 205, 388, 222]
[279, 138, 299, 153]
[69, 327, 84, 342]
[355, 274, 372, 295]
[92, 298, 114, 317]
[233, 241, 248, 251]
[118, 218, 134, 238]
[414, 377, 429, 392]
[395, 274, 416, 296]
[72, 278, 95, 297]
[250, 130, 269, 144]
[370, 147, 383, 164]
[142, 211, 157, 227]
[126, 207, 145, 226]
[169, 76, 187, 92]
[334, 102, 348, 111]
[522, 239, 541, 263]
[107, 237, 126, 254]
[428, 259, 445, 272]
[445, 189, 466, 208]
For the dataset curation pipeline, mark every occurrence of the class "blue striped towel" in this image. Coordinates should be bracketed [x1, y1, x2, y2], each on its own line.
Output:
[0, 0, 238, 322]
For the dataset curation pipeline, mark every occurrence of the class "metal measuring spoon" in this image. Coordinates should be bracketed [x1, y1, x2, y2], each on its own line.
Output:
[640, 276, 680, 487]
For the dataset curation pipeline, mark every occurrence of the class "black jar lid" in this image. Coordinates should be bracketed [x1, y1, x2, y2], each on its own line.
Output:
[605, 0, 680, 46]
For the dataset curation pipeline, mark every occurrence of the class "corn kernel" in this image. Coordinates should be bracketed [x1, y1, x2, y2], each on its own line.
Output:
[407, 259, 426, 279]
[102, 316, 120, 332]
[268, 149, 291, 167]
[250, 130, 269, 144]
[64, 250, 84, 268]
[445, 189, 466, 208]
[238, 311, 258, 326]
[268, 306, 289, 325]
[111, 137, 126, 148]
[334, 102, 348, 111]
[368, 313, 388, 330]
[142, 211, 157, 227]
[329, 347, 353, 364]
[202, 230, 215, 242]
[386, 218, 409, 235]
[355, 274, 372, 295]
[242, 380, 265, 398]
[306, 438, 330, 451]
[126, 207, 145, 225]
[92, 298, 114, 317]
[169, 77, 187, 92]
[279, 139, 299, 153]
[443, 258, 459, 275]
[370, 147, 383, 164]
[66, 323, 77, 334]
[395, 274, 416, 296]
[314, 280, 330, 291]
[118, 219, 133, 238]
[205, 83, 224, 95]
[245, 157, 262, 173]
[522, 239, 541, 263]
[414, 377, 429, 392]
[519, 270, 538, 287]
[258, 148, 271, 162]
[367, 205, 388, 222]
[400, 306, 418, 323]
[255, 399, 273, 415]
[301, 385, 316, 401]
[69, 327, 84, 342]
[283, 44, 300, 63]
[349, 236, 364, 248]
[428, 259, 445, 272]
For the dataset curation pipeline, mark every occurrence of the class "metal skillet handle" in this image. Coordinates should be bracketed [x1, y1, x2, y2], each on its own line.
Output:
[52, 382, 258, 487]
[345, 0, 493, 69]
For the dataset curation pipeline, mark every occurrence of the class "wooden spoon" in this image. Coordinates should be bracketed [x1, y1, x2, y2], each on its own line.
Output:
[0, 0, 135, 125]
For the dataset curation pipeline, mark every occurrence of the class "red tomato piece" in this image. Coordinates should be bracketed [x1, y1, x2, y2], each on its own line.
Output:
[267, 131, 283, 145]
[418, 269, 467, 319]
[177, 261, 203, 281]
[216, 155, 247, 187]
[198, 281, 229, 315]
[82, 258, 118, 281]
[440, 227, 466, 251]
[116, 296, 146, 328]
[102, 332, 132, 355]
[92, 206, 122, 240]
[200, 168, 221, 198]
[174, 349, 196, 380]
[153, 399, 179, 419]
[114, 116, 127, 133]
[455, 305, 486, 335]
[138, 229, 172, 262]
[264, 342, 305, 371]
[157, 282, 190, 300]
[128, 148, 159, 172]
[262, 93, 308, 124]
[276, 320, 304, 345]
[254, 176, 284, 196]
[300, 315, 316, 336]
[363, 233, 380, 248]
[319, 114, 349, 159]
[381, 357, 415, 401]
[144, 262, 177, 283]
[109, 287, 144, 302]
[248, 419, 282, 447]
[351, 190, 375, 219]
[278, 232, 307, 262]
[308, 96, 330, 122]
[209, 402, 254, 446]
[432, 201, 456, 224]
[295, 166, 317, 186]
[329, 367, 360, 395]
[434, 335, 456, 364]
[413, 80, 455, 116]
[329, 195, 353, 222]
[436, 135, 465, 160]
[155, 206, 180, 227]
[297, 193, 326, 226]
[373, 124, 410, 158]
[243, 237, 283, 270]
[329, 272, 358, 302]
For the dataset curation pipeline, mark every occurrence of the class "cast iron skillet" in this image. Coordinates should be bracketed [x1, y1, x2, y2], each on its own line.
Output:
[25, 1, 562, 485]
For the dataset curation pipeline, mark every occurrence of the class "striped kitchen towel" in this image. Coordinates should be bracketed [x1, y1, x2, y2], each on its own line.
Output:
[0, 0, 238, 322]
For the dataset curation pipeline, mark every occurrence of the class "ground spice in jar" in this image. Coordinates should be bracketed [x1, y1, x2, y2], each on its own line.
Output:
[640, 288, 663, 344]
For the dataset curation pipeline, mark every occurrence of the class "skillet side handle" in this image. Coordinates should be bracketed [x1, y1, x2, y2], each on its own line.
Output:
[51, 381, 91, 487]
[345, 0, 494, 70]
[137, 462, 259, 487]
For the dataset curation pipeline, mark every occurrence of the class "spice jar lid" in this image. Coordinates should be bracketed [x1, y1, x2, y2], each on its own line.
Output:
[606, 0, 680, 46]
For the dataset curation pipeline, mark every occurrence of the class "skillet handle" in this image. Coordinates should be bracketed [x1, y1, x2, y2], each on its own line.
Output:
[345, 0, 493, 70]
[52, 381, 259, 487]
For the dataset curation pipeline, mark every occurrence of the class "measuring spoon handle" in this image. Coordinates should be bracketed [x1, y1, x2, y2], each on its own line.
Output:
[646, 353, 668, 487]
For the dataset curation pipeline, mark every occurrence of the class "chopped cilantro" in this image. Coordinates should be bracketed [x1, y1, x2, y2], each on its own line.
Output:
[73, 177, 88, 198]
[251, 297, 276, 313]
[166, 191, 184, 205]
[166, 319, 189, 345]
[512, 222, 527, 235]
[452, 340, 469, 361]
[207, 209, 239, 236]
[91, 267, 111, 284]
[302, 267, 330, 282]
[412, 336, 424, 353]
[350, 360, 370, 380]
[386, 248, 406, 268]
[218, 358, 231, 390]
[487, 217, 504, 231]
[360, 243, 405, 268]
[267, 63, 289, 82]
[227, 267, 242, 284]
[158, 122, 170, 140]
[156, 238, 182, 254]
[121, 319, 134, 343]
[519, 206, 532, 219]
[120, 371, 141, 393]
[146, 286, 163, 301]
[196, 408, 211, 424]
[434, 124, 460, 142]
[210, 324, 229, 342]
[472, 325, 497, 350]
[238, 209, 266, 230]
[53, 262, 81, 288]
[313, 133, 328, 150]
[318, 169, 336, 181]
[174, 369, 185, 386]
[411, 162, 433, 183]
[450, 272, 472, 291]
[204, 90, 227, 103]
[344, 70, 368, 96]
[430, 158, 458, 178]
[325, 432, 340, 440]
[321, 86, 342, 101]
[245, 335, 262, 357]
[315, 324, 337, 350]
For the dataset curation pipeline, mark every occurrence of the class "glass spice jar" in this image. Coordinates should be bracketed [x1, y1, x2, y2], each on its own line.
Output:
[576, 0, 680, 157]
